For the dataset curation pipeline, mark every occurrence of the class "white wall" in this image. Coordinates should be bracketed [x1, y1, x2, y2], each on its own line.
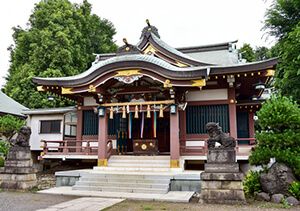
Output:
[185, 89, 228, 102]
[84, 97, 97, 106]
[27, 114, 64, 151]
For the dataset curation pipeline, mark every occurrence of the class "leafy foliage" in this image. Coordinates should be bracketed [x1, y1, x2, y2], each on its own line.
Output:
[4, 0, 117, 108]
[273, 24, 300, 103]
[249, 95, 300, 177]
[264, 0, 300, 103]
[0, 141, 10, 158]
[239, 44, 255, 62]
[288, 181, 300, 200]
[239, 44, 272, 62]
[243, 170, 262, 197]
[0, 156, 4, 167]
[264, 0, 300, 38]
[0, 115, 25, 141]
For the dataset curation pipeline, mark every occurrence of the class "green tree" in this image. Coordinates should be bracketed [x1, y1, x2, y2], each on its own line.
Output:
[254, 46, 272, 61]
[4, 0, 117, 108]
[264, 0, 300, 38]
[0, 115, 25, 141]
[239, 43, 255, 62]
[264, 0, 300, 102]
[249, 95, 300, 177]
[239, 44, 272, 62]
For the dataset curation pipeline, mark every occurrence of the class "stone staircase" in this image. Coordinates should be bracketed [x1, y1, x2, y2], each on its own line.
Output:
[72, 156, 172, 194]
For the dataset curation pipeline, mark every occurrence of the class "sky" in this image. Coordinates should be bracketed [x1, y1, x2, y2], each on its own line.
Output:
[0, 0, 275, 88]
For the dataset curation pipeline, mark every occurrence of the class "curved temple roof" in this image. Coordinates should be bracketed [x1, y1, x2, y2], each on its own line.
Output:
[33, 22, 277, 89]
[33, 53, 277, 87]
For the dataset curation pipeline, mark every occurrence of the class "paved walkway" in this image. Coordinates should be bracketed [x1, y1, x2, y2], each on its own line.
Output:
[36, 197, 124, 211]
[38, 186, 194, 202]
[0, 192, 77, 211]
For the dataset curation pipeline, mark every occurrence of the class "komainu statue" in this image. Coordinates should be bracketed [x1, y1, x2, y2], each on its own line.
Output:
[206, 122, 236, 149]
[10, 126, 31, 147]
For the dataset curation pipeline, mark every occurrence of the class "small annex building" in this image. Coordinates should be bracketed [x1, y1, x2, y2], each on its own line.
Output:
[32, 21, 277, 170]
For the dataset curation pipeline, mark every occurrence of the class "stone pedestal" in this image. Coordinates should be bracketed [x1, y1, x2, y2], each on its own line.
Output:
[0, 146, 37, 190]
[200, 149, 246, 204]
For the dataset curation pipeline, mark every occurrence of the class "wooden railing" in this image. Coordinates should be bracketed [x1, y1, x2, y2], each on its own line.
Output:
[41, 139, 114, 158]
[180, 138, 256, 156]
[41, 139, 98, 156]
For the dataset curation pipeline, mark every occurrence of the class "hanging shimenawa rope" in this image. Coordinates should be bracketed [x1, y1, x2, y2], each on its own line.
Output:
[128, 112, 132, 139]
[153, 110, 157, 138]
[140, 111, 144, 138]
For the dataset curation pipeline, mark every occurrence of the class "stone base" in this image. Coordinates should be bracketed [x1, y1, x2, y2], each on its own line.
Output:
[200, 179, 246, 204]
[207, 149, 236, 163]
[200, 189, 246, 204]
[200, 148, 246, 204]
[0, 146, 37, 190]
[204, 163, 239, 173]
[7, 146, 31, 160]
[201, 172, 244, 181]
[0, 179, 36, 190]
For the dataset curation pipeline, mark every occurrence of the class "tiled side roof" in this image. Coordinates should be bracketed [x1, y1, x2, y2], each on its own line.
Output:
[0, 91, 27, 117]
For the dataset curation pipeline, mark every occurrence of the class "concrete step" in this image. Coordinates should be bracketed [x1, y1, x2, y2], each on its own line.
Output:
[80, 174, 171, 180]
[108, 159, 170, 166]
[72, 185, 168, 194]
[109, 155, 170, 160]
[79, 178, 170, 184]
[93, 166, 171, 172]
[81, 173, 172, 180]
[75, 181, 170, 189]
[107, 163, 169, 168]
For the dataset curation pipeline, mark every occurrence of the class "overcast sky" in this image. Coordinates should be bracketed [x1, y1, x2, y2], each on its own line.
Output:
[0, 0, 275, 88]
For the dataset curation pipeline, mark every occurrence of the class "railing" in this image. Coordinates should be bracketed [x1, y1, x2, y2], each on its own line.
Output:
[180, 140, 207, 156]
[180, 138, 256, 156]
[41, 139, 98, 156]
[41, 139, 114, 158]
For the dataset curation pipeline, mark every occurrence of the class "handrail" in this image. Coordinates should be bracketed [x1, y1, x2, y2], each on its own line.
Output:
[41, 139, 98, 156]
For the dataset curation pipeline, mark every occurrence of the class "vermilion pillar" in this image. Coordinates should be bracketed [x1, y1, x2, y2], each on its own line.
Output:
[98, 113, 108, 166]
[228, 88, 237, 139]
[76, 108, 83, 153]
[170, 108, 180, 168]
[248, 112, 255, 138]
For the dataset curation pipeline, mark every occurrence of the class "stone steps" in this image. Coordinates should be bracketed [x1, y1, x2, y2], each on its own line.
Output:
[82, 173, 172, 180]
[72, 156, 172, 194]
[93, 166, 170, 172]
[73, 185, 169, 194]
[75, 181, 170, 189]
[109, 155, 170, 160]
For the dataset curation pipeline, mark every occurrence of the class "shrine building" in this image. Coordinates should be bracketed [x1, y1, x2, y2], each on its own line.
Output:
[32, 21, 277, 169]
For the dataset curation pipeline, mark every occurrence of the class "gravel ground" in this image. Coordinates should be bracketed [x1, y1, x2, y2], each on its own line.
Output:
[105, 200, 300, 211]
[0, 191, 77, 211]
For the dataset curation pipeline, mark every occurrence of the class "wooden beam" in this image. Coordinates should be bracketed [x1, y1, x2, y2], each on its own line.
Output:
[100, 100, 175, 107]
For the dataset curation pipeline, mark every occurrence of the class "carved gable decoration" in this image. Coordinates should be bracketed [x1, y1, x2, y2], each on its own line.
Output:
[114, 70, 143, 84]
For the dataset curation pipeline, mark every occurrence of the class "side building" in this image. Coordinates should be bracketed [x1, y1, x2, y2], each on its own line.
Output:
[31, 22, 276, 170]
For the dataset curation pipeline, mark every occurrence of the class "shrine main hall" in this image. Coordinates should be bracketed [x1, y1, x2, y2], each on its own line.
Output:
[33, 21, 277, 169]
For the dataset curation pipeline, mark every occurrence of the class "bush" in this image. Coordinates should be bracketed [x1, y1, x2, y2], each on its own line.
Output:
[249, 95, 300, 177]
[288, 181, 300, 200]
[243, 170, 262, 197]
[0, 141, 10, 157]
[0, 156, 5, 167]
[0, 114, 25, 140]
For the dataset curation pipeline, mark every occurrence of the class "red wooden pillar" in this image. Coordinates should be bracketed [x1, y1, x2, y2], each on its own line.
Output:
[228, 88, 237, 139]
[248, 112, 255, 138]
[170, 108, 180, 168]
[98, 112, 108, 166]
[76, 108, 83, 152]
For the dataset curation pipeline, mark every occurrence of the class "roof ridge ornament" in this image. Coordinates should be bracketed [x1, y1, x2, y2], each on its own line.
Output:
[116, 38, 141, 55]
[140, 19, 160, 39]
